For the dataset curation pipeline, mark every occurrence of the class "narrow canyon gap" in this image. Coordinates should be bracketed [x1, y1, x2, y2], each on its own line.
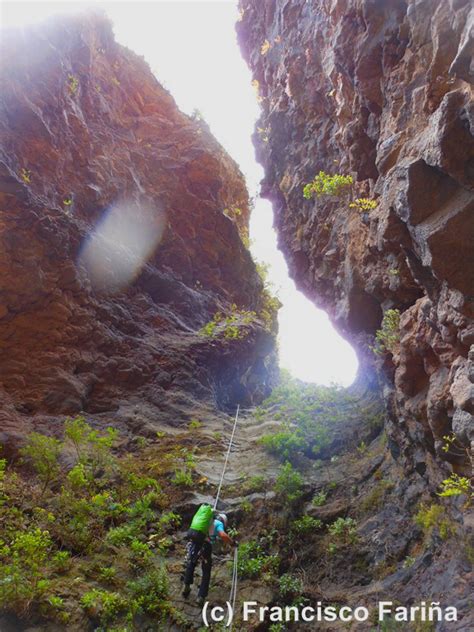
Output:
[0, 1, 473, 631]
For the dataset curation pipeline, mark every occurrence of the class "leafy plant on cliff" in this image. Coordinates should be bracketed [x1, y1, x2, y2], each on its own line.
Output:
[312, 489, 327, 506]
[255, 261, 281, 332]
[371, 309, 400, 356]
[260, 429, 306, 462]
[0, 420, 191, 628]
[223, 205, 242, 220]
[349, 197, 378, 212]
[437, 473, 472, 501]
[279, 573, 304, 601]
[274, 461, 304, 506]
[327, 517, 358, 553]
[20, 433, 62, 495]
[199, 304, 257, 340]
[415, 503, 456, 540]
[67, 73, 79, 95]
[303, 171, 353, 199]
[19, 168, 31, 184]
[291, 515, 322, 535]
[0, 527, 53, 614]
[259, 371, 360, 461]
[441, 432, 473, 463]
[236, 540, 279, 579]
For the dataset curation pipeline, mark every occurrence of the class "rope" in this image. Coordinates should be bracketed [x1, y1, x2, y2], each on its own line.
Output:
[228, 545, 238, 631]
[213, 404, 240, 511]
[212, 406, 240, 627]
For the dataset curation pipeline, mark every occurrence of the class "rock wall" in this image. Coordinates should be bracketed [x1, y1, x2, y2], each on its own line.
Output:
[0, 12, 277, 454]
[237, 0, 473, 478]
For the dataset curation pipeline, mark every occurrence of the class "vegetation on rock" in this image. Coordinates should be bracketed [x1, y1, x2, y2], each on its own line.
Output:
[371, 309, 401, 356]
[303, 171, 353, 199]
[0, 418, 194, 628]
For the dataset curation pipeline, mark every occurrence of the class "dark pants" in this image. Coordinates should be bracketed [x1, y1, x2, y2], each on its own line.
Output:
[183, 529, 213, 598]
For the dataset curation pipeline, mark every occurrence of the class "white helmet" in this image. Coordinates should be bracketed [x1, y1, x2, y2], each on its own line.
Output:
[217, 513, 228, 527]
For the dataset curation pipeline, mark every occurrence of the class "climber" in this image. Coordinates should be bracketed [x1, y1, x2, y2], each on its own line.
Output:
[182, 505, 236, 606]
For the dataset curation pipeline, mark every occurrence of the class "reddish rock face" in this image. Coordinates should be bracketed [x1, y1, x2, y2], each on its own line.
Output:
[0, 13, 277, 453]
[237, 0, 473, 475]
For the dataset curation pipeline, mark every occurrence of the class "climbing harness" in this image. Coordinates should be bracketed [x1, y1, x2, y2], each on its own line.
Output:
[213, 404, 240, 511]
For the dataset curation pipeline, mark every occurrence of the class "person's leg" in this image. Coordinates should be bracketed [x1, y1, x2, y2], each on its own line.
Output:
[198, 541, 213, 599]
[183, 538, 202, 595]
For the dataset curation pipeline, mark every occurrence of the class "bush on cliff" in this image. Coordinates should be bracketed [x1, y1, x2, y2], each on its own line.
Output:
[371, 309, 400, 356]
[259, 371, 359, 461]
[0, 419, 188, 628]
[303, 171, 353, 199]
[199, 304, 257, 339]
[274, 461, 304, 505]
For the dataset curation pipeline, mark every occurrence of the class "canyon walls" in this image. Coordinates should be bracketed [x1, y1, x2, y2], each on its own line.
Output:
[0, 12, 278, 454]
[237, 0, 474, 479]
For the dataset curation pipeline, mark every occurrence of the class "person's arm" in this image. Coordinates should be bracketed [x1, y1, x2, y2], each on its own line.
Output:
[218, 530, 234, 546]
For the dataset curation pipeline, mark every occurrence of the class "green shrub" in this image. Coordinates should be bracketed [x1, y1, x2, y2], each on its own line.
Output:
[371, 309, 400, 356]
[279, 573, 303, 598]
[415, 504, 456, 540]
[106, 523, 141, 546]
[312, 490, 327, 506]
[99, 566, 117, 582]
[199, 305, 257, 340]
[81, 589, 125, 624]
[20, 433, 62, 493]
[244, 474, 266, 493]
[126, 567, 170, 617]
[240, 499, 252, 513]
[327, 518, 358, 552]
[348, 197, 377, 212]
[0, 458, 6, 483]
[259, 430, 306, 462]
[402, 556, 415, 569]
[291, 515, 322, 535]
[441, 433, 471, 459]
[303, 171, 353, 199]
[359, 480, 394, 513]
[236, 540, 279, 579]
[188, 419, 202, 430]
[0, 423, 181, 626]
[129, 539, 152, 568]
[0, 528, 53, 613]
[20, 168, 31, 183]
[67, 74, 79, 95]
[52, 550, 71, 572]
[258, 372, 359, 460]
[171, 468, 193, 487]
[158, 511, 181, 531]
[274, 462, 304, 505]
[438, 473, 472, 499]
[63, 416, 118, 480]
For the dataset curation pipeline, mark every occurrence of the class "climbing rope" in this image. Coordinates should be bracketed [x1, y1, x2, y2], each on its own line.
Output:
[213, 404, 240, 511]
[228, 545, 238, 631]
[211, 404, 240, 627]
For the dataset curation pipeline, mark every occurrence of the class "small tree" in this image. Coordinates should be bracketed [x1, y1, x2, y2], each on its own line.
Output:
[371, 309, 400, 356]
[303, 171, 353, 199]
[274, 462, 304, 505]
[20, 433, 62, 494]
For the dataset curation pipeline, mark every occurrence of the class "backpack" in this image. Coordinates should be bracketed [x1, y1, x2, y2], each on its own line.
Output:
[190, 504, 214, 534]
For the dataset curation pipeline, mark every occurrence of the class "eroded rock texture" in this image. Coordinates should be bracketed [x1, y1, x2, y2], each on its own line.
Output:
[237, 0, 473, 477]
[238, 0, 473, 624]
[0, 13, 277, 454]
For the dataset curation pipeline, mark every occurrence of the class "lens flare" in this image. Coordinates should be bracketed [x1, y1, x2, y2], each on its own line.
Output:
[78, 199, 166, 293]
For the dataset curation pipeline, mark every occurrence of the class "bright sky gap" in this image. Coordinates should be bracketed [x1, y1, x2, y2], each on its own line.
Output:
[1, 0, 359, 385]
